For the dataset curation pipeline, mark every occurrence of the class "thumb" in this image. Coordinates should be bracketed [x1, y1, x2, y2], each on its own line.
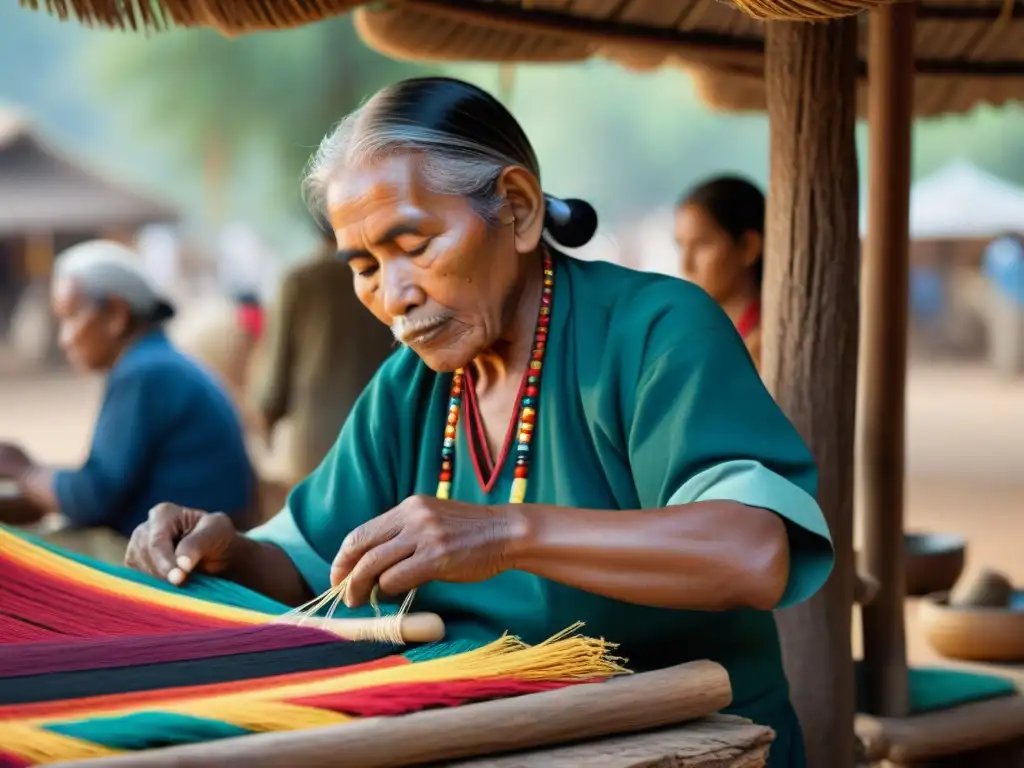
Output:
[170, 515, 224, 583]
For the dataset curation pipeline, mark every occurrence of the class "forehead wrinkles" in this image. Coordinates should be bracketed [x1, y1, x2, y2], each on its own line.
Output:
[327, 155, 429, 232]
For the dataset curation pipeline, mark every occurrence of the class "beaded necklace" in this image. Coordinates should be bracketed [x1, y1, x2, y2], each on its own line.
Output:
[435, 251, 554, 506]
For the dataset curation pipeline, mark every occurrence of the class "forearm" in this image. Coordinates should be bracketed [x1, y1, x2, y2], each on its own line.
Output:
[222, 534, 315, 607]
[17, 467, 60, 516]
[505, 501, 790, 612]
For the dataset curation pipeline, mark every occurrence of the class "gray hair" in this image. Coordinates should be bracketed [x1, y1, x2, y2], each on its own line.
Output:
[54, 240, 175, 322]
[303, 96, 540, 226]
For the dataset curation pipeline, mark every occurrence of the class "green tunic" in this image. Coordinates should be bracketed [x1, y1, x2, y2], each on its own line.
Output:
[250, 253, 833, 767]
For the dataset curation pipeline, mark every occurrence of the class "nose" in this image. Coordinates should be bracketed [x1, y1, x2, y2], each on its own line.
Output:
[380, 261, 426, 319]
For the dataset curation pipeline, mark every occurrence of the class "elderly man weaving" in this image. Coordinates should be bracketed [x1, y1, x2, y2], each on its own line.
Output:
[0, 241, 254, 549]
[125, 77, 833, 768]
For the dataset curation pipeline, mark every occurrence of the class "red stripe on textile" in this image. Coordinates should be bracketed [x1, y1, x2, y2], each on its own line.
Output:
[289, 677, 603, 716]
[0, 656, 410, 721]
[0, 624, 339, 678]
[0, 751, 32, 768]
[0, 613, 66, 643]
[0, 558, 233, 642]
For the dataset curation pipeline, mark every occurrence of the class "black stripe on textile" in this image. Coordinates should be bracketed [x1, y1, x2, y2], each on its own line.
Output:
[0, 640, 402, 705]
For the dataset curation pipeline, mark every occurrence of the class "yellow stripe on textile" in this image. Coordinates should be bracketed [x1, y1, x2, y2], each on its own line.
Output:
[1, 529, 270, 625]
[0, 723, 121, 763]
[169, 700, 353, 732]
[15, 627, 626, 726]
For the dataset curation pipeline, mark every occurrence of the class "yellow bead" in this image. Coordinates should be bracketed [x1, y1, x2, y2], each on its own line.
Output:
[529, 360, 542, 370]
[522, 407, 535, 420]
[509, 477, 527, 504]
[436, 481, 451, 499]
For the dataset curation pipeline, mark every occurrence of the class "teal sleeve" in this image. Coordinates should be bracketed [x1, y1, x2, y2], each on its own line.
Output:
[626, 293, 833, 609]
[248, 352, 413, 594]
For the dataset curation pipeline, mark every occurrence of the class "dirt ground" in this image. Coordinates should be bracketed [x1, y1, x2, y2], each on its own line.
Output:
[1, 358, 1022, 676]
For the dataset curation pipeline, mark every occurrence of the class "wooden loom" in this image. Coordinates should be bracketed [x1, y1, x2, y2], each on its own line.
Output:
[0, 526, 773, 767]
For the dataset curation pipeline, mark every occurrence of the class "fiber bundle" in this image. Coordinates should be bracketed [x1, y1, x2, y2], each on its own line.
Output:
[0, 527, 626, 765]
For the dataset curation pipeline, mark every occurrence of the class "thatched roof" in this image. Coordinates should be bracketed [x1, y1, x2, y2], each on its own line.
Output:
[18, 0, 1024, 117]
[0, 110, 177, 236]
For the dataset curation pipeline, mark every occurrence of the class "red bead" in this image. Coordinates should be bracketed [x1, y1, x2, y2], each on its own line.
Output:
[541, 295, 551, 305]
[526, 385, 538, 397]
[514, 465, 529, 479]
[532, 349, 543, 360]
[539, 315, 549, 326]
[439, 471, 452, 482]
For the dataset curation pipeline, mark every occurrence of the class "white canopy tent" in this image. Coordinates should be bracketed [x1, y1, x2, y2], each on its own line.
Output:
[859, 159, 1024, 240]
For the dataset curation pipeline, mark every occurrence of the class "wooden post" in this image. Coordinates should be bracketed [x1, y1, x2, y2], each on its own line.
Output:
[859, 1, 916, 718]
[763, 18, 859, 768]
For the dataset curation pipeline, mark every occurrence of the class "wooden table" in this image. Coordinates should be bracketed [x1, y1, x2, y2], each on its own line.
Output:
[442, 715, 773, 767]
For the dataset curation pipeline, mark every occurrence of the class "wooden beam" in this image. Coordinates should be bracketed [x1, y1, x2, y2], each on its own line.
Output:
[858, 0, 916, 719]
[763, 17, 860, 768]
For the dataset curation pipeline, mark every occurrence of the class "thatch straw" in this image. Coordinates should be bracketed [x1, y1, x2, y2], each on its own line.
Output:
[19, 0, 901, 35]
[17, 0, 364, 33]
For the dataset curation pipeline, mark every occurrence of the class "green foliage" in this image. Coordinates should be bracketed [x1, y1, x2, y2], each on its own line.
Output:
[79, 18, 429, 231]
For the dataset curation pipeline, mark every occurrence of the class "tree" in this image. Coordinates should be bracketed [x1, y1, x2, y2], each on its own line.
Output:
[80, 19, 428, 233]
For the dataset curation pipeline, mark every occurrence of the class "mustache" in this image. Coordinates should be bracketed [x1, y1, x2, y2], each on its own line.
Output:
[391, 313, 454, 344]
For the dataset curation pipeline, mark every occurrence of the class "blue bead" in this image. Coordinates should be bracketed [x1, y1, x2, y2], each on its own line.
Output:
[522, 397, 536, 408]
[516, 444, 530, 454]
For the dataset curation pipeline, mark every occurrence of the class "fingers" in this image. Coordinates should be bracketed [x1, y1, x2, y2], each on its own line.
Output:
[145, 504, 184, 582]
[338, 537, 416, 608]
[332, 513, 403, 588]
[172, 512, 232, 583]
[377, 555, 436, 599]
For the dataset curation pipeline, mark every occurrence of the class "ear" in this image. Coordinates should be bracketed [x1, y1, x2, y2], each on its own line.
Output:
[105, 299, 133, 337]
[741, 231, 763, 269]
[495, 166, 545, 255]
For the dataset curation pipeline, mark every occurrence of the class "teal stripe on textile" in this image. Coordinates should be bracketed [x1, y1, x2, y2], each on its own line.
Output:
[3, 525, 291, 615]
[45, 712, 251, 750]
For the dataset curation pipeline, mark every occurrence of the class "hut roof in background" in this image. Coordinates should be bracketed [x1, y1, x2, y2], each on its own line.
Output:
[20, 0, 1024, 117]
[0, 109, 177, 236]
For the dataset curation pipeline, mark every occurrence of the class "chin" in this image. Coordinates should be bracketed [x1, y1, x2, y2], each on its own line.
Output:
[412, 339, 479, 374]
[415, 349, 472, 374]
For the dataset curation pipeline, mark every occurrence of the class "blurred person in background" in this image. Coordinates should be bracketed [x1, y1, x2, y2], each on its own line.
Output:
[249, 224, 395, 484]
[675, 175, 764, 369]
[0, 240, 255, 561]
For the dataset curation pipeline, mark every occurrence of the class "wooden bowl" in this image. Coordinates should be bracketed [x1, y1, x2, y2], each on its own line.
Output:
[919, 591, 1024, 662]
[904, 532, 966, 597]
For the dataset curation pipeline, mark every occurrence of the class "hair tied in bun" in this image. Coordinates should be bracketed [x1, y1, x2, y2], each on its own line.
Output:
[543, 194, 599, 249]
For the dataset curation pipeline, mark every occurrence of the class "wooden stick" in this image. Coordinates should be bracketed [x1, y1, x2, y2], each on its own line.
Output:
[58, 660, 732, 768]
[277, 612, 446, 644]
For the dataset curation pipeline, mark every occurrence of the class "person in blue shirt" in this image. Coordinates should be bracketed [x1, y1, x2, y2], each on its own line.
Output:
[0, 240, 255, 541]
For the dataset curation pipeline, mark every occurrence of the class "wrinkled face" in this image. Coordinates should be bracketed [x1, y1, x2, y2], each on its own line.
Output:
[328, 153, 530, 372]
[674, 203, 759, 304]
[51, 279, 129, 372]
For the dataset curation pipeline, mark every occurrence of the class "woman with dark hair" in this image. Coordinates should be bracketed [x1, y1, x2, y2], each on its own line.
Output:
[675, 176, 765, 368]
[123, 77, 831, 768]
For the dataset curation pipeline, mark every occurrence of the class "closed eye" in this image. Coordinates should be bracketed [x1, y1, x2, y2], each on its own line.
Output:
[396, 235, 433, 257]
